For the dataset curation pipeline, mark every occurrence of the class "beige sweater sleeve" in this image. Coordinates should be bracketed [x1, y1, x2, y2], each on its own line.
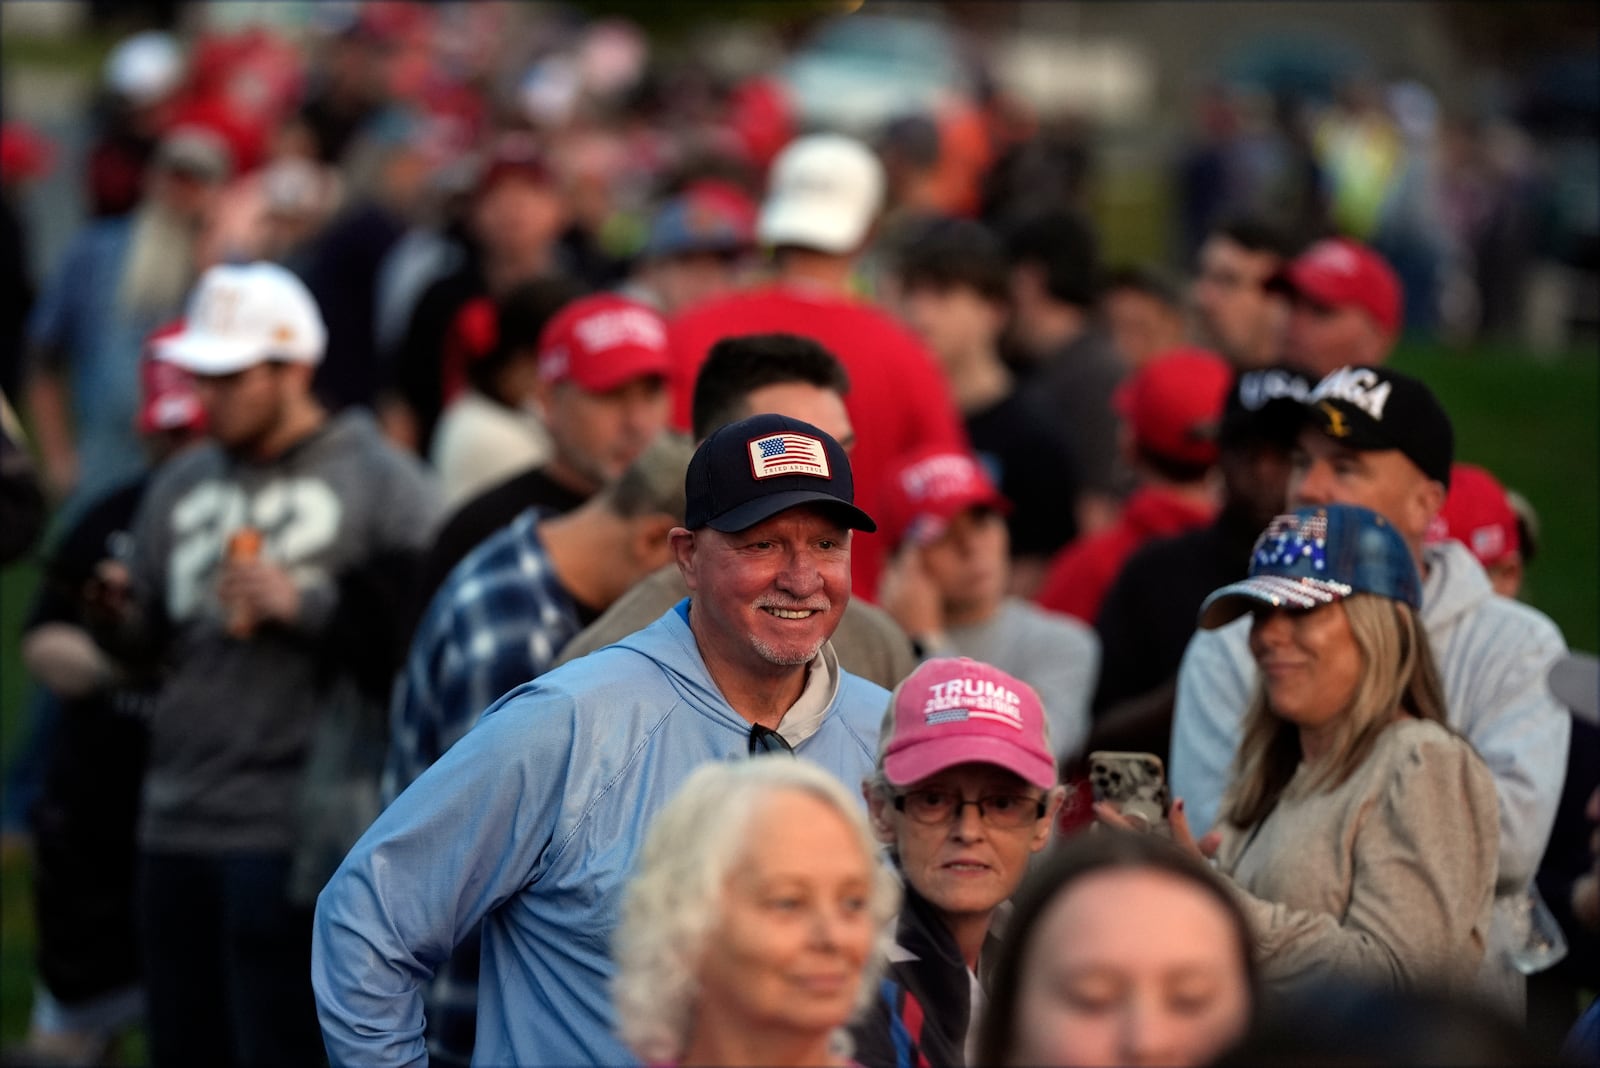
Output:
[1229, 725, 1500, 993]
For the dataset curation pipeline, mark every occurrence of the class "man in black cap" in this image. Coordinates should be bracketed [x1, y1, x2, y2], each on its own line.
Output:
[1170, 364, 1570, 1017]
[313, 414, 887, 1067]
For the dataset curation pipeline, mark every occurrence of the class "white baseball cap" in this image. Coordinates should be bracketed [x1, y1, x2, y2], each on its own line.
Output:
[159, 263, 327, 375]
[756, 134, 885, 254]
[104, 31, 184, 105]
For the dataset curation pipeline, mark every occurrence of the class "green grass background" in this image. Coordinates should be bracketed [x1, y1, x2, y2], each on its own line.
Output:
[3, 560, 44, 1046]
[1388, 343, 1598, 652]
[1, 342, 1595, 1054]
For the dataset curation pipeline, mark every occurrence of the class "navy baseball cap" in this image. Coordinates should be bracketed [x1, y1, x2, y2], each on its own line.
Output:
[1199, 504, 1421, 628]
[684, 413, 876, 533]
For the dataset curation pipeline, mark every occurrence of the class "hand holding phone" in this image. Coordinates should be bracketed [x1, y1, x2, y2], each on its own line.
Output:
[1089, 750, 1170, 835]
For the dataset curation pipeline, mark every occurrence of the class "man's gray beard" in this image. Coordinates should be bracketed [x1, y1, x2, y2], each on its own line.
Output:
[750, 634, 826, 667]
[118, 204, 199, 319]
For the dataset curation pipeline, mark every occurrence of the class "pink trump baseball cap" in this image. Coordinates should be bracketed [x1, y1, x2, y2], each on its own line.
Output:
[881, 658, 1056, 790]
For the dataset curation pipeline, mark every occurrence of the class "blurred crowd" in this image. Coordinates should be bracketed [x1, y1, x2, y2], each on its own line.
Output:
[0, 3, 1597, 1067]
[1172, 70, 1598, 347]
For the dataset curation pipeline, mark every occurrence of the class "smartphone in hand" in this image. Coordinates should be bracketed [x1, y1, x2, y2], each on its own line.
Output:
[1088, 750, 1170, 834]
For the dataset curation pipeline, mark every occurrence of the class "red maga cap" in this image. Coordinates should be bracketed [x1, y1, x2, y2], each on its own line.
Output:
[1114, 346, 1232, 467]
[139, 322, 207, 434]
[1427, 462, 1520, 567]
[535, 294, 670, 393]
[1271, 237, 1402, 333]
[880, 446, 1010, 549]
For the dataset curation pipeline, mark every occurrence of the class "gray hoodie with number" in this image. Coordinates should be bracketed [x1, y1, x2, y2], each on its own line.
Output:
[123, 410, 441, 854]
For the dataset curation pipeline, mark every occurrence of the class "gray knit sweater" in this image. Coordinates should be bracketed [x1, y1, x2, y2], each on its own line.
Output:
[1215, 717, 1499, 999]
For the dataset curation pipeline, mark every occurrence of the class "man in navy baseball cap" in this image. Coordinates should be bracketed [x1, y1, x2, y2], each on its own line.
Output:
[313, 422, 892, 1067]
[673, 411, 876, 700]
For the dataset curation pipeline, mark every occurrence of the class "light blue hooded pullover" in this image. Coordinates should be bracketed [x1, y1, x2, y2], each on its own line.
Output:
[312, 601, 886, 1066]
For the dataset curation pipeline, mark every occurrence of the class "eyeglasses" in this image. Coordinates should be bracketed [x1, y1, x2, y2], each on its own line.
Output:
[893, 789, 1047, 829]
[748, 723, 795, 757]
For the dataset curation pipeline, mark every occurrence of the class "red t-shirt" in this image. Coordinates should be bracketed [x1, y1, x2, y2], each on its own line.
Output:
[668, 285, 967, 600]
[1035, 487, 1216, 623]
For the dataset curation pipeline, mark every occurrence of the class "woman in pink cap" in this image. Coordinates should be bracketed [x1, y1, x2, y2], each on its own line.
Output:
[849, 657, 1066, 1068]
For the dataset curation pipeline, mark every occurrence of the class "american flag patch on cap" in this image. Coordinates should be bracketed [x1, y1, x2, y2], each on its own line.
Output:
[748, 433, 831, 480]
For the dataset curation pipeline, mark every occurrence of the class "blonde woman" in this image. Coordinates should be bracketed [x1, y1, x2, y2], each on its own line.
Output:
[614, 759, 901, 1067]
[1103, 503, 1498, 999]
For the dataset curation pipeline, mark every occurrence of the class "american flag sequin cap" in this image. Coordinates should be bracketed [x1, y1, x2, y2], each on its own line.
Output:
[1199, 503, 1421, 629]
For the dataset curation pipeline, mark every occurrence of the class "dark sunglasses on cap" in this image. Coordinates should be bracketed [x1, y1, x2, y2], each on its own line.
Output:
[748, 723, 795, 756]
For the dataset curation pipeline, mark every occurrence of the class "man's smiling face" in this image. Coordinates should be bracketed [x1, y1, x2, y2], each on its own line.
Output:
[678, 504, 853, 675]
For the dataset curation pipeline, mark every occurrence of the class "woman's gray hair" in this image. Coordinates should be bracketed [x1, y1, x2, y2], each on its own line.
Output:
[612, 758, 902, 1064]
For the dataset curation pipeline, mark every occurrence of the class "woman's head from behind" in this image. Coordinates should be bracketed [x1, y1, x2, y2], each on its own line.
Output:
[976, 831, 1256, 1068]
[1200, 504, 1446, 826]
[614, 759, 900, 1066]
[865, 658, 1065, 933]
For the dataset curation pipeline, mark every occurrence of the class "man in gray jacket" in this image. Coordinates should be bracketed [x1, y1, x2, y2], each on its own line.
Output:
[1169, 364, 1569, 1015]
[99, 262, 442, 1066]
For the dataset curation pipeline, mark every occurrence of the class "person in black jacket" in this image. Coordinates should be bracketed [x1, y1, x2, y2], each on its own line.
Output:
[0, 393, 45, 566]
[851, 658, 1064, 1068]
[9, 347, 207, 1065]
[1087, 364, 1312, 761]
